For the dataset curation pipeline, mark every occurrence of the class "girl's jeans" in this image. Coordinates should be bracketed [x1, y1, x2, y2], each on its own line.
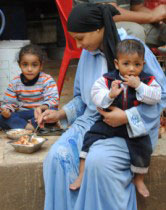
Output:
[0, 110, 37, 129]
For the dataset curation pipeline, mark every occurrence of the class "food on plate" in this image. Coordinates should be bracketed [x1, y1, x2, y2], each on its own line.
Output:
[9, 129, 32, 136]
[14, 135, 38, 145]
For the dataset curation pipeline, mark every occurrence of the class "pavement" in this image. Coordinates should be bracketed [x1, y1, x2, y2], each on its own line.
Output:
[0, 129, 166, 210]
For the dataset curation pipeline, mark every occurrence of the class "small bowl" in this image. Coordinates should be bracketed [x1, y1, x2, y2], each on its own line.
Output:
[6, 129, 33, 140]
[8, 137, 48, 154]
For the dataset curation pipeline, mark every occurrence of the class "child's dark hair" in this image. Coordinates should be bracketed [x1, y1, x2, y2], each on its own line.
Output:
[116, 39, 145, 59]
[18, 44, 45, 64]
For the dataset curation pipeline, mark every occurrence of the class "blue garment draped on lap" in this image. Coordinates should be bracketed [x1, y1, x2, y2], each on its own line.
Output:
[43, 30, 166, 210]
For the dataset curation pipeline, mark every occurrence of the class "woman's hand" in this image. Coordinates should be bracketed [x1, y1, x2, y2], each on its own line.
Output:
[97, 106, 128, 127]
[34, 105, 49, 122]
[1, 108, 11, 119]
[37, 109, 66, 128]
[34, 107, 42, 121]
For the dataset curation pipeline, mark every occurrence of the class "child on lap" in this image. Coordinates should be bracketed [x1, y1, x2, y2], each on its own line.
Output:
[0, 44, 59, 130]
[70, 39, 161, 198]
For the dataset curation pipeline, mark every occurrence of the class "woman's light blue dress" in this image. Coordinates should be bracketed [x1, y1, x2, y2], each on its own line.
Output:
[43, 30, 166, 210]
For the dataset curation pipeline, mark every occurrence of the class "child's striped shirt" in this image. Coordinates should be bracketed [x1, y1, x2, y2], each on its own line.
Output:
[2, 72, 59, 112]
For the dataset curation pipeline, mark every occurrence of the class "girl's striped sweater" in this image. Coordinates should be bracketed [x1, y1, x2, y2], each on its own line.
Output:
[1, 72, 59, 112]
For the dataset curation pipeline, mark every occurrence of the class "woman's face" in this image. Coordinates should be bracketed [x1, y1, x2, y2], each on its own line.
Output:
[69, 28, 104, 52]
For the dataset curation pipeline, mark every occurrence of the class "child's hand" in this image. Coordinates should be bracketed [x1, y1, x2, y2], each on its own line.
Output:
[1, 108, 11, 118]
[109, 80, 123, 99]
[123, 75, 140, 88]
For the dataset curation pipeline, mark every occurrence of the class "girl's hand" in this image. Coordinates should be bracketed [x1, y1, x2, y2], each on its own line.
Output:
[1, 108, 11, 119]
[109, 80, 123, 99]
[38, 109, 66, 128]
[97, 106, 128, 127]
[123, 75, 140, 88]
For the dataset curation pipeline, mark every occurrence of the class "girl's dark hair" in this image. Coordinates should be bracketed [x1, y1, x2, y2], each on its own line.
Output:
[18, 44, 45, 63]
[116, 39, 145, 59]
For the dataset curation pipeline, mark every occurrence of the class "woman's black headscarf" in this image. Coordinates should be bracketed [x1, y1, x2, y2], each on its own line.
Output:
[67, 3, 120, 71]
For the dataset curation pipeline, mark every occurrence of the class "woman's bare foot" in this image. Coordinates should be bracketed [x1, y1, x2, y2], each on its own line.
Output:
[134, 176, 150, 197]
[69, 174, 83, 190]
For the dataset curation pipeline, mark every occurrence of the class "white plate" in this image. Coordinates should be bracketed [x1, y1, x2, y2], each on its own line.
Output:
[6, 129, 33, 140]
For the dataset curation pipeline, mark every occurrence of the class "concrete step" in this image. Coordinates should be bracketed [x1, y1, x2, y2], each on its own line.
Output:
[137, 136, 166, 210]
[0, 132, 58, 210]
[0, 132, 166, 210]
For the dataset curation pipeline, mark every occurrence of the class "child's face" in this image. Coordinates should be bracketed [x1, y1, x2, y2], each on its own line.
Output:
[19, 53, 42, 80]
[114, 52, 145, 77]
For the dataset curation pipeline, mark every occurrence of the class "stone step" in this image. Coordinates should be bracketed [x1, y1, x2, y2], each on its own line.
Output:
[0, 133, 57, 210]
[137, 137, 166, 210]
[0, 132, 166, 210]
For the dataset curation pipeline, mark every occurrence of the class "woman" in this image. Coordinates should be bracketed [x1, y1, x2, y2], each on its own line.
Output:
[38, 3, 166, 210]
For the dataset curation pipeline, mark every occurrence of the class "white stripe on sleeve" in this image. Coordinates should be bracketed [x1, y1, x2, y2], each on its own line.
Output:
[91, 76, 114, 109]
[135, 80, 161, 105]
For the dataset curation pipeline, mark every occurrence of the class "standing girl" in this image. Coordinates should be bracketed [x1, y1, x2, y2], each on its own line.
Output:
[0, 44, 59, 130]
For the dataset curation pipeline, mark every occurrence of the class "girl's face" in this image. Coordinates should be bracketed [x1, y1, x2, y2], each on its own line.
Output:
[19, 54, 42, 80]
[69, 28, 104, 52]
[114, 53, 145, 77]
